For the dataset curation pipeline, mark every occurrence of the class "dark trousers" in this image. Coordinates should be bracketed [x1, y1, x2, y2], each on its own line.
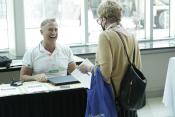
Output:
[116, 105, 138, 117]
[118, 109, 137, 117]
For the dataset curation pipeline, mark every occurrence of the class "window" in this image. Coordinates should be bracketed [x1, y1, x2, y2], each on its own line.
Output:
[88, 0, 145, 43]
[143, 0, 175, 48]
[0, 0, 8, 50]
[24, 0, 81, 49]
[88, 0, 175, 45]
[153, 0, 169, 39]
[1, 0, 175, 56]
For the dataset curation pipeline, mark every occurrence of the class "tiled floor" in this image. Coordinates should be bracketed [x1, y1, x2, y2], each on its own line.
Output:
[137, 97, 174, 117]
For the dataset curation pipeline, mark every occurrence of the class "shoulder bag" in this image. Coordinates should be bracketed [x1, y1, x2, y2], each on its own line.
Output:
[112, 31, 147, 110]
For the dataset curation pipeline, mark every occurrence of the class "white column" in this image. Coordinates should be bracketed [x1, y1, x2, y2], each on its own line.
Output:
[81, 0, 89, 44]
[170, 0, 175, 37]
[145, 0, 153, 40]
[7, 0, 26, 58]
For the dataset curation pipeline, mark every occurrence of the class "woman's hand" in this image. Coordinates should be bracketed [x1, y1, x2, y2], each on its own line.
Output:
[78, 59, 94, 73]
[78, 64, 93, 73]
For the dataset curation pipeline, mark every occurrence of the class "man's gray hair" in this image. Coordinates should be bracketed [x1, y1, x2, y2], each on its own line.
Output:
[40, 18, 57, 28]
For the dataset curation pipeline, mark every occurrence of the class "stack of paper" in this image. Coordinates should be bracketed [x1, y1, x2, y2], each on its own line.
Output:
[71, 58, 94, 89]
[0, 84, 22, 97]
[22, 81, 50, 94]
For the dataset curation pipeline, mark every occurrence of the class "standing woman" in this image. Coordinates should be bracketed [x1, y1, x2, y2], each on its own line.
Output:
[79, 0, 142, 117]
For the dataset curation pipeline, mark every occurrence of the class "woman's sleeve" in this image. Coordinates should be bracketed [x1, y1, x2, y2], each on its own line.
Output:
[134, 39, 142, 70]
[97, 33, 112, 83]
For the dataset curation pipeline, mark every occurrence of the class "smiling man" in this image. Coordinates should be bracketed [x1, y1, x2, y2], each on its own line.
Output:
[20, 18, 76, 82]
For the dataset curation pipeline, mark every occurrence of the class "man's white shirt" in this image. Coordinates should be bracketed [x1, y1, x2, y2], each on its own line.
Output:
[22, 42, 74, 77]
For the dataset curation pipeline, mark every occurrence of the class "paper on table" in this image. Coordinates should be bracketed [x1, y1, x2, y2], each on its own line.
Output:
[71, 68, 91, 89]
[10, 60, 22, 67]
[0, 84, 22, 97]
[23, 82, 49, 93]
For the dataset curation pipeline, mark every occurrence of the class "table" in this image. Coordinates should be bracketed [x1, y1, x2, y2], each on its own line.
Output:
[163, 57, 175, 116]
[0, 82, 87, 117]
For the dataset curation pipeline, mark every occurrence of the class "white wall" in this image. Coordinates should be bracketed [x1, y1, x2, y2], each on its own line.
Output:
[141, 48, 175, 97]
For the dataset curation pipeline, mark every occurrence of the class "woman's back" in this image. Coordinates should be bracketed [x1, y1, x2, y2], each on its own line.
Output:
[95, 23, 142, 96]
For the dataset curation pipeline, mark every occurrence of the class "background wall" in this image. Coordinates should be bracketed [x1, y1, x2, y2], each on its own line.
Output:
[0, 48, 175, 97]
[141, 48, 175, 97]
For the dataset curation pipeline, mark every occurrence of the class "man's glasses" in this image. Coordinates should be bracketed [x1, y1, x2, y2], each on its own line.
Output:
[97, 17, 107, 25]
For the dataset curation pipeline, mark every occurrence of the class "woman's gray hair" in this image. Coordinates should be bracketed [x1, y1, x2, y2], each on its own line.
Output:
[97, 0, 122, 23]
[40, 18, 57, 28]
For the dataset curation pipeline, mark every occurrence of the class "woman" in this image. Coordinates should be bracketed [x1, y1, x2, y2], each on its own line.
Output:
[79, 0, 142, 117]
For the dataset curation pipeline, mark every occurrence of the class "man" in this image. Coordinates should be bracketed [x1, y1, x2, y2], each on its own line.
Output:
[20, 18, 76, 82]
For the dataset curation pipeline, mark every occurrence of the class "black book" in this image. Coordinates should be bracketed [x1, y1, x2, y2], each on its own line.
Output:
[47, 75, 80, 86]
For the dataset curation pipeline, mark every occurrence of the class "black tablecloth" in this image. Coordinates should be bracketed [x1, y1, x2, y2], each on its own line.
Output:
[0, 88, 87, 117]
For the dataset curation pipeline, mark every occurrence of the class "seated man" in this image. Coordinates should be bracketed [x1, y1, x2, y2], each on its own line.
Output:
[20, 18, 76, 82]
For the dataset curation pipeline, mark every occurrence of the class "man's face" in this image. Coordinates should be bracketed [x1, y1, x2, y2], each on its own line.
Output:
[40, 22, 58, 42]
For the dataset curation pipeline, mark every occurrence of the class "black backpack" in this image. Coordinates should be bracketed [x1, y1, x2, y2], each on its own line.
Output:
[0, 56, 12, 68]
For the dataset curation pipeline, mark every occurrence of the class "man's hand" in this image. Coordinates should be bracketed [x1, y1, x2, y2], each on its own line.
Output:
[34, 73, 47, 82]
